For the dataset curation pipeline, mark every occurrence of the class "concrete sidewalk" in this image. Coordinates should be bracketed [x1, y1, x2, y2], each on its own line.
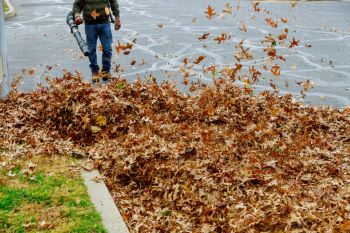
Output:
[81, 170, 130, 233]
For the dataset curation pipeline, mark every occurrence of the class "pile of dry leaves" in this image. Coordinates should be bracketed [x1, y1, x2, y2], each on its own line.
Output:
[1, 73, 350, 232]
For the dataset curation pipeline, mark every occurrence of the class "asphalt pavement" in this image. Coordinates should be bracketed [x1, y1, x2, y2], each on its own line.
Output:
[4, 0, 350, 107]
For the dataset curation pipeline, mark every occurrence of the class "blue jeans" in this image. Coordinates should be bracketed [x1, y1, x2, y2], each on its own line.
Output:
[85, 23, 113, 74]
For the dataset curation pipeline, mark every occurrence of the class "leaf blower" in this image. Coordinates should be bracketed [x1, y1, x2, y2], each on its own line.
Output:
[66, 11, 89, 57]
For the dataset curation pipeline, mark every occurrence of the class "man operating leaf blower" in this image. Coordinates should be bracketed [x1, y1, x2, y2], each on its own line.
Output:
[71, 0, 121, 82]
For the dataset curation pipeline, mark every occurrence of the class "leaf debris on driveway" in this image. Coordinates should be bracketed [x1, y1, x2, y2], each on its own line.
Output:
[1, 74, 350, 232]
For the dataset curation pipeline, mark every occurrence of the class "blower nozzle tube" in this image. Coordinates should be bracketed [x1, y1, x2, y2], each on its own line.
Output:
[66, 11, 89, 57]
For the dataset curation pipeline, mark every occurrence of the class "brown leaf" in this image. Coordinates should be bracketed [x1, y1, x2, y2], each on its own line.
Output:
[289, 37, 300, 48]
[214, 33, 230, 44]
[194, 55, 206, 65]
[340, 220, 350, 231]
[115, 41, 133, 55]
[278, 32, 288, 41]
[182, 58, 189, 66]
[28, 68, 36, 76]
[271, 64, 281, 76]
[252, 1, 260, 12]
[205, 5, 216, 19]
[280, 17, 288, 24]
[265, 18, 278, 28]
[240, 22, 247, 32]
[198, 33, 210, 41]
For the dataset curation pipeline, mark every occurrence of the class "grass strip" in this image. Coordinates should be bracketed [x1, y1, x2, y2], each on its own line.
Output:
[0, 154, 107, 233]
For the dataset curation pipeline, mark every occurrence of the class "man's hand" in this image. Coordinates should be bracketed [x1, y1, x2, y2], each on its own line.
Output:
[114, 18, 121, 31]
[75, 15, 84, 25]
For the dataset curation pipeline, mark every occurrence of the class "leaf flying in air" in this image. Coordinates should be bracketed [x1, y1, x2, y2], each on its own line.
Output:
[271, 64, 281, 76]
[205, 5, 216, 19]
[289, 38, 300, 48]
[194, 55, 206, 65]
[214, 33, 230, 44]
[198, 33, 210, 40]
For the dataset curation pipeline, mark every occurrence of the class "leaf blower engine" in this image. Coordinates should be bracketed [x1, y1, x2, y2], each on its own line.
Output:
[66, 11, 89, 56]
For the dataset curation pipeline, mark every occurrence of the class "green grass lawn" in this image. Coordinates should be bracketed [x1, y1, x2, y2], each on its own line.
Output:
[0, 154, 107, 233]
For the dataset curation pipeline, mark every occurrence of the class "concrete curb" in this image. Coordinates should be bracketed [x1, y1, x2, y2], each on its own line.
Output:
[81, 169, 130, 233]
[4, 0, 16, 19]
